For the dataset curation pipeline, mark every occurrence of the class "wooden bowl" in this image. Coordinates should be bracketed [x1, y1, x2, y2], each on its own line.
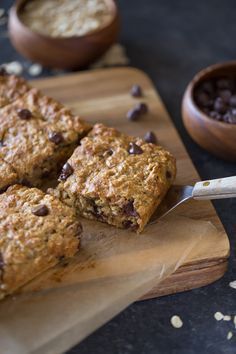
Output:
[8, 0, 120, 69]
[182, 61, 236, 161]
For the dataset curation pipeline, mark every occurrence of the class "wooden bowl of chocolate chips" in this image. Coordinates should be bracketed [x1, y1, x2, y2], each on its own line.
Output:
[9, 0, 119, 69]
[182, 61, 236, 161]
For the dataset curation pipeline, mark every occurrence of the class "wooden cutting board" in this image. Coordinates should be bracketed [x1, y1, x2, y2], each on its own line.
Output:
[31, 67, 230, 299]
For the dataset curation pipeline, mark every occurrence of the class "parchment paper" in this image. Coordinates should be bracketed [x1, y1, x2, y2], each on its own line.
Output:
[0, 215, 221, 354]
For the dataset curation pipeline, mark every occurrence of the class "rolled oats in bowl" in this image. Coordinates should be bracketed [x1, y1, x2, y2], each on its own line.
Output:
[20, 0, 113, 37]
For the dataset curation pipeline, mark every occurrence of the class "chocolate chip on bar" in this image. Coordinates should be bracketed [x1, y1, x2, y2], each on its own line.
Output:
[48, 131, 64, 144]
[32, 204, 49, 216]
[17, 108, 32, 120]
[123, 199, 139, 217]
[59, 162, 74, 181]
[128, 142, 143, 155]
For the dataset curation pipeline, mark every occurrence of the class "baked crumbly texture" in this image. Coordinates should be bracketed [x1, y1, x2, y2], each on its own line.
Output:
[0, 158, 18, 191]
[0, 185, 82, 299]
[0, 87, 91, 190]
[0, 71, 31, 108]
[55, 123, 176, 232]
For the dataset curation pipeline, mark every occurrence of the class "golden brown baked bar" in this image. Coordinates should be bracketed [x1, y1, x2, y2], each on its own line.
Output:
[55, 124, 176, 232]
[0, 70, 31, 108]
[0, 158, 18, 191]
[0, 185, 82, 299]
[0, 87, 91, 190]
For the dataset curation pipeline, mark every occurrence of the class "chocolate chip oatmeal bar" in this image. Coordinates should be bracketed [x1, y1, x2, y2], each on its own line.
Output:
[0, 185, 82, 299]
[55, 124, 176, 232]
[0, 87, 91, 190]
[0, 69, 31, 108]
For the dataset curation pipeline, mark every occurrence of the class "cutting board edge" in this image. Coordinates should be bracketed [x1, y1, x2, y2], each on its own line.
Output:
[141, 258, 228, 300]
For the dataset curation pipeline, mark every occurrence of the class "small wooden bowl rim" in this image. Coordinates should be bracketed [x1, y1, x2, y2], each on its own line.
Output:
[186, 60, 236, 131]
[12, 0, 118, 41]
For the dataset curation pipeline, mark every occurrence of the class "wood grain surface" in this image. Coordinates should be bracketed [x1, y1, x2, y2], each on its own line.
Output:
[30, 67, 230, 298]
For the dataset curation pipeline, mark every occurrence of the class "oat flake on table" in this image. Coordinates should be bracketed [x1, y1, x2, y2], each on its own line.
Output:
[214, 312, 224, 321]
[2, 61, 23, 75]
[170, 315, 183, 328]
[223, 315, 231, 321]
[229, 280, 236, 289]
[28, 63, 42, 77]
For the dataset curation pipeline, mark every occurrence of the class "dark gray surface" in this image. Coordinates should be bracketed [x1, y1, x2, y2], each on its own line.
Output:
[1, 1, 236, 353]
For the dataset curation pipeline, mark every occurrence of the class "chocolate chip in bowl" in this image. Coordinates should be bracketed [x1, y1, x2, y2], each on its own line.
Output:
[182, 61, 236, 161]
[194, 76, 236, 123]
[9, 0, 120, 69]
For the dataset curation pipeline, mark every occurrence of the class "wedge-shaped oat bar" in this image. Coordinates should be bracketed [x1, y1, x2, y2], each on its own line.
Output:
[0, 185, 82, 299]
[56, 124, 176, 232]
[0, 70, 31, 108]
[0, 88, 91, 190]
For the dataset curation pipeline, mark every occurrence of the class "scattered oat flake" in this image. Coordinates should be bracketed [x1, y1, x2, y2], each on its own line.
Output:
[28, 63, 42, 76]
[223, 315, 231, 321]
[4, 61, 23, 75]
[170, 315, 183, 328]
[214, 312, 224, 321]
[0, 9, 4, 17]
[229, 280, 236, 289]
[227, 331, 233, 340]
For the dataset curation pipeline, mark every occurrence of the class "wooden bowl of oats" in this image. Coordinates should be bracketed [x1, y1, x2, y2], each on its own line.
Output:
[9, 0, 119, 69]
